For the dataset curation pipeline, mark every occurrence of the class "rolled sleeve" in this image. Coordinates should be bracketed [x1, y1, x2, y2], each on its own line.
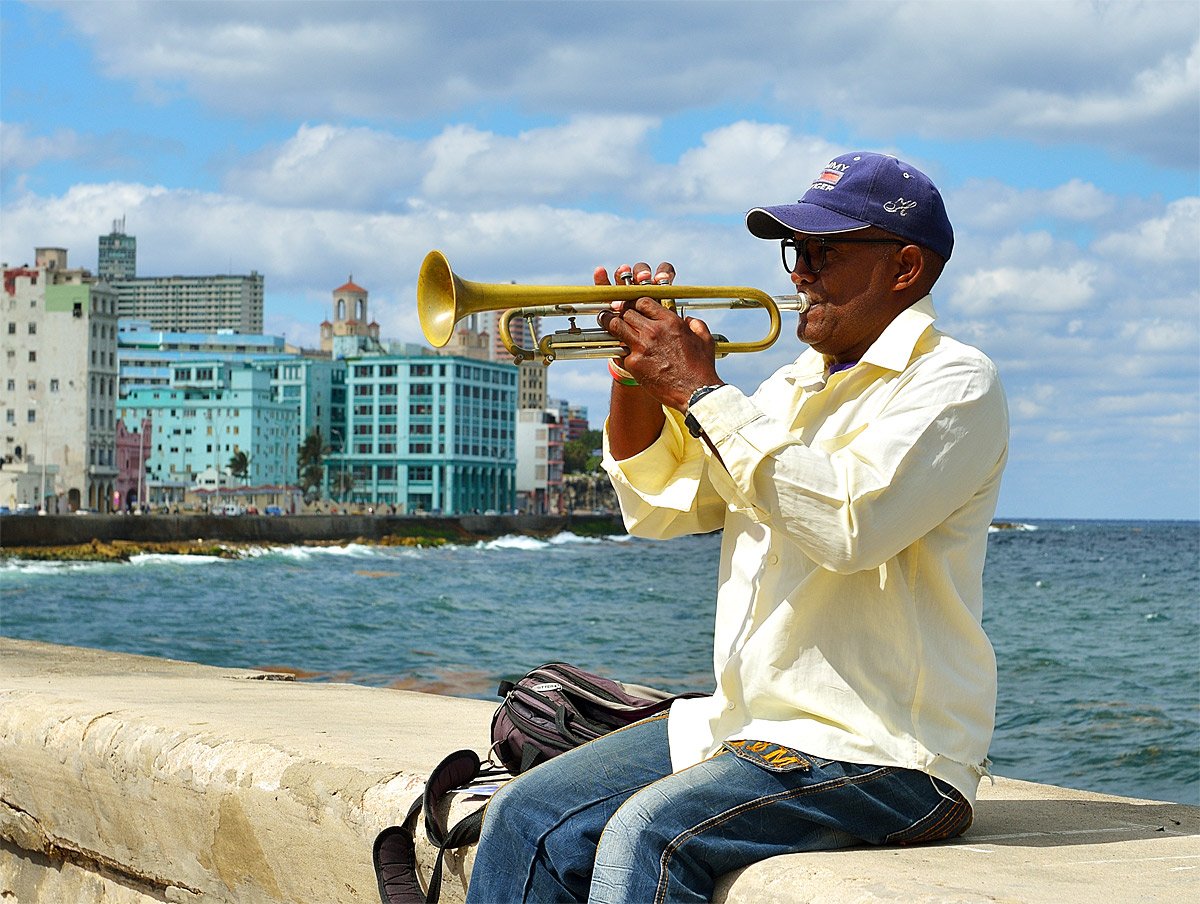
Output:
[602, 409, 726, 538]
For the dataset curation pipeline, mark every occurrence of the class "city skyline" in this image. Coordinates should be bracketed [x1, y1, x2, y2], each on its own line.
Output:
[1, 1, 1197, 520]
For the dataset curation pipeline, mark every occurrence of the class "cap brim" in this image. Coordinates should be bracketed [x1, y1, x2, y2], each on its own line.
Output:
[746, 203, 870, 240]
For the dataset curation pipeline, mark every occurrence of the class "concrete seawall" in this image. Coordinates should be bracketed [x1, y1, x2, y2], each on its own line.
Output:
[1, 639, 1197, 904]
[0, 512, 625, 549]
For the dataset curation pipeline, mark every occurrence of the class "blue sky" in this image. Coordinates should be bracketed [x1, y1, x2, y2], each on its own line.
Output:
[2, 0, 1198, 520]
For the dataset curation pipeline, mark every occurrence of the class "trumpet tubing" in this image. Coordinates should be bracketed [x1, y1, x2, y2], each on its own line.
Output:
[417, 249, 808, 365]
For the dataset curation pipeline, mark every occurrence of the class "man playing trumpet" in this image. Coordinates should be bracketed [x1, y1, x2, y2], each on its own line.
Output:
[468, 152, 1009, 903]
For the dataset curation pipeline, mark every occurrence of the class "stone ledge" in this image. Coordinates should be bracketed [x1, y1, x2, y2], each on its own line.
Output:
[1, 638, 1196, 904]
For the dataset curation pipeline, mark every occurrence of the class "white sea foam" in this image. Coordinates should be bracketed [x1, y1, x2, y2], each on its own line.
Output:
[478, 534, 548, 551]
[547, 531, 603, 545]
[989, 522, 1039, 533]
[0, 559, 113, 575]
[476, 531, 611, 551]
[127, 553, 229, 566]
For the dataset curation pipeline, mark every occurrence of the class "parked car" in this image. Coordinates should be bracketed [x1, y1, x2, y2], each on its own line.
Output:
[264, 505, 284, 516]
[219, 504, 244, 516]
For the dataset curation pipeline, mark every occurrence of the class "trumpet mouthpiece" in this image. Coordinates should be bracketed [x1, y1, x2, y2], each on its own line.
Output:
[772, 293, 810, 313]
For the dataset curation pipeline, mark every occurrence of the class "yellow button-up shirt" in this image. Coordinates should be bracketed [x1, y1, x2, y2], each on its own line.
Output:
[602, 296, 1008, 806]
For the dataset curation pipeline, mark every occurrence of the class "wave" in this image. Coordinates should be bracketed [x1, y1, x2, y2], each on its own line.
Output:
[476, 531, 609, 552]
[0, 559, 118, 576]
[127, 553, 230, 566]
[255, 543, 389, 562]
[989, 522, 1039, 533]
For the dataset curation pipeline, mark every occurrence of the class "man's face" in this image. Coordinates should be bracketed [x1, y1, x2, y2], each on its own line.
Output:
[787, 230, 907, 364]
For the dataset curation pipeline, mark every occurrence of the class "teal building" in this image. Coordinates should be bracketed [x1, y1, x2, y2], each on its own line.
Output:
[119, 361, 299, 502]
[334, 353, 516, 513]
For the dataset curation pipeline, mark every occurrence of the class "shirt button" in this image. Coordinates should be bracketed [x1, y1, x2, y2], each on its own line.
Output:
[767, 554, 779, 565]
[726, 700, 736, 711]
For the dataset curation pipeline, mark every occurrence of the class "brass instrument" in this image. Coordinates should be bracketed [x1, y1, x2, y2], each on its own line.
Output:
[417, 249, 810, 365]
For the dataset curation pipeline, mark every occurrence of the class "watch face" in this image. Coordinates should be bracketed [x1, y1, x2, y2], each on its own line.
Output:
[689, 385, 721, 408]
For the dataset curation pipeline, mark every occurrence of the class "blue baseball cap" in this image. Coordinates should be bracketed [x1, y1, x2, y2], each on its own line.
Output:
[746, 152, 954, 261]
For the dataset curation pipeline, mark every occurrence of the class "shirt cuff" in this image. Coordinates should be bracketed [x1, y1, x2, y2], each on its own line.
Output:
[687, 384, 758, 443]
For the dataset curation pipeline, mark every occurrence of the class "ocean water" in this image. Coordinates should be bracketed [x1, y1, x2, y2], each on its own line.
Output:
[1, 519, 1197, 806]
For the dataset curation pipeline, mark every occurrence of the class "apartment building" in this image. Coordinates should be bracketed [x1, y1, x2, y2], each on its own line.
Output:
[119, 361, 298, 503]
[2, 248, 119, 512]
[515, 408, 566, 514]
[111, 272, 264, 334]
[334, 352, 517, 513]
[117, 323, 291, 395]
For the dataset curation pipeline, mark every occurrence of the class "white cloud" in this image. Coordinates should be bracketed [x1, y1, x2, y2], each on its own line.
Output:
[1093, 197, 1200, 264]
[648, 124, 844, 215]
[45, 1, 1200, 167]
[420, 116, 657, 204]
[952, 261, 1101, 314]
[224, 124, 422, 209]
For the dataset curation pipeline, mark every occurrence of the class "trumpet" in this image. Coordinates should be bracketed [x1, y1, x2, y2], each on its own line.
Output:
[417, 250, 809, 365]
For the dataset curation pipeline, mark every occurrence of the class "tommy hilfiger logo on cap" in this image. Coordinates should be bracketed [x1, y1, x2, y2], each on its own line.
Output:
[811, 164, 846, 191]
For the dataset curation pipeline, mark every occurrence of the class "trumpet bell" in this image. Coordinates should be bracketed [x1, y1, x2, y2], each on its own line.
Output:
[417, 249, 461, 348]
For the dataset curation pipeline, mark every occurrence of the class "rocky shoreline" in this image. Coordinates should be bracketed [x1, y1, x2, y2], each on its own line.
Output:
[0, 534, 451, 563]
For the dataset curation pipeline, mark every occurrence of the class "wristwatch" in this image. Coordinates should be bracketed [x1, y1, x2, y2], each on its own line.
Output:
[684, 384, 725, 438]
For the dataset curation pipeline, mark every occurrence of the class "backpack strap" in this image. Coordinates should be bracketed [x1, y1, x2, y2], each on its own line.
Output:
[373, 749, 489, 904]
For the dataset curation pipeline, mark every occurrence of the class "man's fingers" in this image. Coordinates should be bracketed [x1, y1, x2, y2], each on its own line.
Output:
[685, 315, 714, 342]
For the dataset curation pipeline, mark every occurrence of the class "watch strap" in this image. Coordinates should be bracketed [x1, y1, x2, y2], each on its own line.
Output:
[684, 384, 725, 438]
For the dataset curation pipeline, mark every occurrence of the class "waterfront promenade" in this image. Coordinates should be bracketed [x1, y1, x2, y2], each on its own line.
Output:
[1, 638, 1196, 903]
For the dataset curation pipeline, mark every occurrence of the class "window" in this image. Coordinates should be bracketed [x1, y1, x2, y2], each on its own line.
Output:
[5, 380, 13, 391]
[50, 379, 59, 392]
[6, 323, 14, 334]
[28, 351, 36, 362]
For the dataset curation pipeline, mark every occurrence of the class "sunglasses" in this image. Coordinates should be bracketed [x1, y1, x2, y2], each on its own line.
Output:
[780, 236, 906, 275]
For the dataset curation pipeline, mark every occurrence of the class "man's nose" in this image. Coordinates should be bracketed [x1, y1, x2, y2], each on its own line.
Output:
[790, 265, 815, 287]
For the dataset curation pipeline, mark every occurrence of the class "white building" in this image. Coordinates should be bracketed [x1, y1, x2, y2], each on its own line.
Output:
[515, 407, 565, 514]
[2, 248, 119, 512]
[112, 272, 264, 334]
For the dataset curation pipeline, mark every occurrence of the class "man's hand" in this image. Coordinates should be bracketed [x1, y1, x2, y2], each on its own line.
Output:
[594, 262, 723, 412]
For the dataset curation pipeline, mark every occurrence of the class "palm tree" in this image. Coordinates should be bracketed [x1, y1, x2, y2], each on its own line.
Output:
[298, 428, 329, 500]
[227, 450, 251, 483]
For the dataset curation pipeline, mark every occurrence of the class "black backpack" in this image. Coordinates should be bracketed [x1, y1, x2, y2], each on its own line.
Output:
[372, 662, 695, 904]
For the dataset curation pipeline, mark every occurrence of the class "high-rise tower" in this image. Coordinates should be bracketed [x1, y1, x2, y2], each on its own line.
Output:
[98, 217, 136, 281]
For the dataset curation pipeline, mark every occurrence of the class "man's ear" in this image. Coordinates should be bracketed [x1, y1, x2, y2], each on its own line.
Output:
[892, 245, 925, 293]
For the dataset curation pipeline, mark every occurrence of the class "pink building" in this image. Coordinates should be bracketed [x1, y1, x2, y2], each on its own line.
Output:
[115, 418, 152, 511]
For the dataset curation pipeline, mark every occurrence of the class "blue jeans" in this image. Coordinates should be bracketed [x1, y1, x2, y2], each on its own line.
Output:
[466, 715, 971, 904]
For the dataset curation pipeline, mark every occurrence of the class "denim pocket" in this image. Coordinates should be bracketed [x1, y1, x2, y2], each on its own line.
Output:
[721, 739, 812, 773]
[883, 777, 973, 844]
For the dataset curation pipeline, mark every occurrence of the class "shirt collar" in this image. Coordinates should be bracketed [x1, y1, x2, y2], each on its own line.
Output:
[784, 295, 937, 384]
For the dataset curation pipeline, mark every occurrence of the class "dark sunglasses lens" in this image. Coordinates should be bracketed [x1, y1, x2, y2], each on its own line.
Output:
[781, 240, 798, 273]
